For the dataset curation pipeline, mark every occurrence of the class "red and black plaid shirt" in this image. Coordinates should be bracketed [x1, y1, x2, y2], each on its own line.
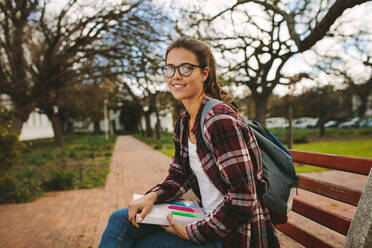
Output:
[148, 96, 280, 248]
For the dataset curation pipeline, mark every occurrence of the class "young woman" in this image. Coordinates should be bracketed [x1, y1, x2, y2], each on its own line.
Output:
[99, 37, 280, 248]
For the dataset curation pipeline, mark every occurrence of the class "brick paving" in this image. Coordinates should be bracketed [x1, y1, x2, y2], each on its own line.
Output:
[0, 136, 170, 248]
[0, 136, 368, 248]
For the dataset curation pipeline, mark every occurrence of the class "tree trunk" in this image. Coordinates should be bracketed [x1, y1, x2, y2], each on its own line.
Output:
[144, 112, 153, 137]
[49, 113, 64, 147]
[319, 122, 326, 137]
[253, 95, 269, 126]
[155, 111, 161, 140]
[358, 94, 368, 118]
[139, 123, 144, 136]
[66, 121, 74, 134]
[93, 120, 101, 134]
[11, 116, 25, 136]
[112, 120, 117, 134]
[11, 103, 36, 135]
[286, 102, 293, 149]
[155, 122, 161, 139]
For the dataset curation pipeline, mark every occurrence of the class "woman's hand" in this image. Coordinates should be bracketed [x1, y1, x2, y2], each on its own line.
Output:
[128, 192, 157, 228]
[161, 212, 190, 240]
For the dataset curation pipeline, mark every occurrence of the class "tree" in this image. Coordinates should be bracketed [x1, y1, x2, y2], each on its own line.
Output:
[61, 82, 111, 134]
[119, 72, 168, 138]
[115, 32, 172, 138]
[0, 0, 167, 146]
[119, 99, 142, 133]
[181, 0, 371, 124]
[292, 86, 352, 136]
[311, 34, 372, 119]
[0, 0, 39, 134]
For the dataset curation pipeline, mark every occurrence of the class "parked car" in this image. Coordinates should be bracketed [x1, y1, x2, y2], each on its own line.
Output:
[338, 117, 361, 128]
[292, 117, 319, 128]
[359, 118, 372, 128]
[324, 120, 339, 128]
[266, 117, 288, 129]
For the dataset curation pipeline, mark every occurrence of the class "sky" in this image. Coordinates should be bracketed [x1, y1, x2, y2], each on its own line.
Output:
[155, 0, 372, 96]
[41, 0, 372, 97]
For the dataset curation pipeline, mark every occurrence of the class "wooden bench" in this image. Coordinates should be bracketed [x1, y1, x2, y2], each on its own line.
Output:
[275, 150, 372, 248]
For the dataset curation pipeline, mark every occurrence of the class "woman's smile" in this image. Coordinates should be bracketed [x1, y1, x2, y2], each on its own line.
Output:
[171, 82, 187, 90]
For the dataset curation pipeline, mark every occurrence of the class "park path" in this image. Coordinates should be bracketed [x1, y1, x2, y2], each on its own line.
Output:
[0, 136, 367, 248]
[0, 136, 170, 248]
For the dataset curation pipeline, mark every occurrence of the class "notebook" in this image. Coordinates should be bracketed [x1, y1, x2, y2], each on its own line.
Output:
[132, 193, 205, 226]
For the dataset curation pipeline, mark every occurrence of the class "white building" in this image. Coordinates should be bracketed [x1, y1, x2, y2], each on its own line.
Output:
[19, 111, 54, 141]
[140, 110, 174, 133]
[1, 94, 122, 140]
[0, 94, 54, 141]
[71, 109, 174, 134]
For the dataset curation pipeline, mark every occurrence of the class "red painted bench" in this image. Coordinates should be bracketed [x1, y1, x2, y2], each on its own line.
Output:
[275, 150, 372, 248]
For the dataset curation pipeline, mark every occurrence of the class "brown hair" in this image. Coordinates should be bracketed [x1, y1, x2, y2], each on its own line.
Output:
[165, 36, 236, 108]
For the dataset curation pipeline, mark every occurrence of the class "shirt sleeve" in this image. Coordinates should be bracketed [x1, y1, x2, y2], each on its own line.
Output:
[146, 119, 192, 203]
[186, 112, 261, 243]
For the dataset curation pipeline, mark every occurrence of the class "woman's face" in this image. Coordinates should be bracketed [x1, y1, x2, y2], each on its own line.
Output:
[165, 48, 209, 102]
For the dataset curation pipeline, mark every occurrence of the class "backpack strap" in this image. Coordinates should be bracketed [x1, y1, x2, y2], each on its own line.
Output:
[200, 98, 224, 152]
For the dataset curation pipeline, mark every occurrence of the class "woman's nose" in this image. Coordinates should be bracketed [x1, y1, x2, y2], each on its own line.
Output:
[173, 68, 182, 79]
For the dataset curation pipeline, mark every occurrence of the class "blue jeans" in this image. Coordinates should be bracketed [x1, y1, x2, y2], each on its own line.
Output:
[99, 208, 223, 248]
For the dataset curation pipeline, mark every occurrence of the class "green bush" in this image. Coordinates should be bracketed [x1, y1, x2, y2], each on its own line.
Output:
[293, 135, 309, 144]
[42, 171, 75, 191]
[1, 132, 116, 204]
[68, 150, 77, 158]
[0, 171, 43, 204]
[0, 107, 31, 203]
[0, 107, 23, 173]
[0, 174, 18, 203]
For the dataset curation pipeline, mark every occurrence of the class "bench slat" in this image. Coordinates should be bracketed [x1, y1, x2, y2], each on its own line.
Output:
[275, 222, 333, 248]
[289, 150, 372, 175]
[298, 175, 362, 206]
[292, 199, 351, 235]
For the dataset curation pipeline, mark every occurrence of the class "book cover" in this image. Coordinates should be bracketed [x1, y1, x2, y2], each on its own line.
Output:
[132, 194, 205, 226]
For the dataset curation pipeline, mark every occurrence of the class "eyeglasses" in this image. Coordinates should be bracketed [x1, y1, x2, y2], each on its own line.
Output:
[161, 63, 202, 78]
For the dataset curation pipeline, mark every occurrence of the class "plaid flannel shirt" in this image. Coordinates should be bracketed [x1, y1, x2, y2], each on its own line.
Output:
[148, 96, 280, 248]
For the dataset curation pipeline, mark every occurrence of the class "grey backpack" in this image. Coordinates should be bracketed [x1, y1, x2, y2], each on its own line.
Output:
[200, 98, 298, 224]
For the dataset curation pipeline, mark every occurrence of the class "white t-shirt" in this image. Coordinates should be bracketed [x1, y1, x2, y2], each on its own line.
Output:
[188, 139, 224, 214]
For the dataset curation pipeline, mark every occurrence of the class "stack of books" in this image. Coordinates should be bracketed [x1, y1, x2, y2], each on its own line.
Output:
[132, 194, 205, 226]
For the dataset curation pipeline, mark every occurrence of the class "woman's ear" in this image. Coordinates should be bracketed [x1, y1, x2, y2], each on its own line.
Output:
[201, 67, 210, 82]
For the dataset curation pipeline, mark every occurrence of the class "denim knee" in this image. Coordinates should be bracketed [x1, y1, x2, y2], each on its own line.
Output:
[108, 208, 129, 226]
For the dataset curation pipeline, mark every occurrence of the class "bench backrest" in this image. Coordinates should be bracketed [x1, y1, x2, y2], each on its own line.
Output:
[274, 150, 372, 248]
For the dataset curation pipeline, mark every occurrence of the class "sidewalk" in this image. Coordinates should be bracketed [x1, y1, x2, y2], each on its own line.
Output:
[0, 136, 367, 247]
[0, 136, 171, 248]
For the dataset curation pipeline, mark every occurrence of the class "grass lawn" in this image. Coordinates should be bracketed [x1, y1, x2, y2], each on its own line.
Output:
[293, 139, 372, 158]
[2, 132, 116, 203]
[292, 138, 372, 173]
[133, 128, 372, 174]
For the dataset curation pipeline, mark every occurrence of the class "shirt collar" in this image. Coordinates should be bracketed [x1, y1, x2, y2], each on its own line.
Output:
[184, 95, 213, 135]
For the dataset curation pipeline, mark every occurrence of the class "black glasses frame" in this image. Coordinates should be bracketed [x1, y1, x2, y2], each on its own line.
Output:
[161, 63, 202, 78]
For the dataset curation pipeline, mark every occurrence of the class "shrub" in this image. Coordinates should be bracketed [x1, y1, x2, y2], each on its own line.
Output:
[0, 107, 31, 203]
[0, 174, 18, 203]
[2, 132, 116, 204]
[68, 150, 77, 158]
[88, 152, 96, 158]
[0, 107, 23, 173]
[294, 135, 309, 144]
[0, 171, 43, 204]
[42, 171, 75, 191]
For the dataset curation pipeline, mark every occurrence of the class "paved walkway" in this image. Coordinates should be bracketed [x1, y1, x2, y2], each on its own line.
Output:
[0, 136, 171, 248]
[0, 136, 368, 248]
